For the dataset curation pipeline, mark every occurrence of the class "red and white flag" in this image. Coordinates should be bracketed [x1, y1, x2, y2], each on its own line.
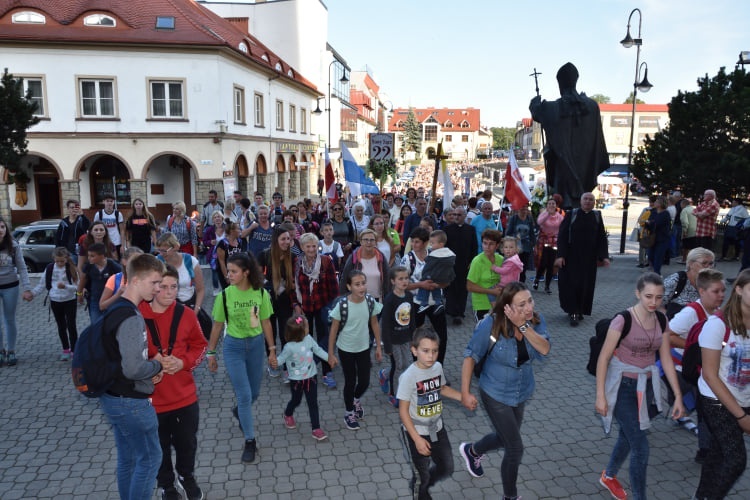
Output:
[325, 147, 337, 205]
[504, 153, 531, 210]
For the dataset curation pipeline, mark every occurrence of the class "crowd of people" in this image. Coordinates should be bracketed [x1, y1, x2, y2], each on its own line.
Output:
[0, 178, 748, 499]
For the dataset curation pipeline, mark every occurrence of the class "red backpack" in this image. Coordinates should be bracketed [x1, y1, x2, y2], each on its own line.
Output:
[681, 306, 730, 385]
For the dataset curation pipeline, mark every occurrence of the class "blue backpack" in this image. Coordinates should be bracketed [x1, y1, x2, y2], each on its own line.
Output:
[71, 301, 138, 398]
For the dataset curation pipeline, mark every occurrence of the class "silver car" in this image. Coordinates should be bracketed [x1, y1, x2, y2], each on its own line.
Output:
[12, 220, 59, 273]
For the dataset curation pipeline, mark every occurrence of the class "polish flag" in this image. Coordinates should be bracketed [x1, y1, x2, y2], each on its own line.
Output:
[325, 147, 337, 205]
[504, 152, 531, 210]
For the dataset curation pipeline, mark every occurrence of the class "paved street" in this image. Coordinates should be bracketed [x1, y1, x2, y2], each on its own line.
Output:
[1, 254, 749, 499]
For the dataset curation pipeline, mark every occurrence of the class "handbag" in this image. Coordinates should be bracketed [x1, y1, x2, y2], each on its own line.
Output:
[639, 230, 655, 248]
[195, 306, 214, 341]
[473, 317, 498, 379]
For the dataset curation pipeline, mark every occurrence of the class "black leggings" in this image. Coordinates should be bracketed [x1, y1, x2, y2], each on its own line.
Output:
[51, 299, 78, 351]
[535, 246, 557, 287]
[338, 348, 371, 412]
[285, 378, 320, 429]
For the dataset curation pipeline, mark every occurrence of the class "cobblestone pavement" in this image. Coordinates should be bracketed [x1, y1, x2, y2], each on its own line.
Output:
[1, 255, 748, 499]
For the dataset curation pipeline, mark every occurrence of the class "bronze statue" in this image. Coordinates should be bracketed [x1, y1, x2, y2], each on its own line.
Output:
[530, 62, 609, 209]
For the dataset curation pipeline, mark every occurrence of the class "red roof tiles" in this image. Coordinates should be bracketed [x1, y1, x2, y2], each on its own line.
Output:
[0, 0, 317, 91]
[388, 107, 481, 131]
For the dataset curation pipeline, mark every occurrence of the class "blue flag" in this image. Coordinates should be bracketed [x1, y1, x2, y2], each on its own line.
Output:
[342, 144, 380, 197]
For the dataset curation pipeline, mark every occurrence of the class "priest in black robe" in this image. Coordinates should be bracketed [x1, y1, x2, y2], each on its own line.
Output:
[444, 207, 478, 325]
[530, 62, 609, 210]
[555, 192, 610, 326]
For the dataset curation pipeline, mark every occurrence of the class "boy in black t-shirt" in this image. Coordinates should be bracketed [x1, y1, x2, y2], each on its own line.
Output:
[77, 242, 122, 324]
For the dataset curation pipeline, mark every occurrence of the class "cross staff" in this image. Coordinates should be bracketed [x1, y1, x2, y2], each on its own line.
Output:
[530, 68, 549, 198]
[429, 142, 448, 216]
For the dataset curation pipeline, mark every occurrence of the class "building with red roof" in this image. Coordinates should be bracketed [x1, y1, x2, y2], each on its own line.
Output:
[0, 0, 321, 224]
[388, 107, 491, 161]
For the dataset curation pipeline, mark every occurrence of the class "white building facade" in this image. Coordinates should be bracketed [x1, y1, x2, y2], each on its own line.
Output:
[0, 0, 320, 224]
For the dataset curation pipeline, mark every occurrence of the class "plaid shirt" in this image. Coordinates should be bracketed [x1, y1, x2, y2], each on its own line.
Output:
[693, 199, 719, 238]
[294, 255, 339, 313]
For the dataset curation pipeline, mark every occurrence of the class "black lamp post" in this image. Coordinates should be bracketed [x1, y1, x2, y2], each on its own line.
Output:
[312, 60, 349, 154]
[619, 7, 653, 254]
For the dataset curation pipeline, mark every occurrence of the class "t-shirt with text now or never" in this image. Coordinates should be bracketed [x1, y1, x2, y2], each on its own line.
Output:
[212, 285, 273, 339]
[396, 361, 445, 439]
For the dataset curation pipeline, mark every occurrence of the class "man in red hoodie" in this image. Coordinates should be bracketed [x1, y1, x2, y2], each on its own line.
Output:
[140, 265, 207, 500]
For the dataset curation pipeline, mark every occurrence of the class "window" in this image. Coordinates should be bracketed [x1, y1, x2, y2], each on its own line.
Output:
[155, 16, 175, 29]
[300, 108, 307, 133]
[233, 85, 245, 124]
[22, 77, 46, 117]
[149, 80, 184, 118]
[461, 135, 469, 142]
[27, 229, 55, 245]
[254, 93, 264, 127]
[460, 120, 470, 128]
[289, 104, 296, 132]
[424, 124, 437, 142]
[444, 120, 453, 128]
[78, 78, 116, 117]
[84, 14, 115, 26]
[276, 100, 284, 130]
[238, 42, 248, 53]
[12, 11, 45, 24]
[445, 134, 452, 142]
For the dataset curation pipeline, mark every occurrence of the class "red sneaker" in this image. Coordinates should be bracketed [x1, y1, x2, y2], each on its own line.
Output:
[599, 471, 627, 500]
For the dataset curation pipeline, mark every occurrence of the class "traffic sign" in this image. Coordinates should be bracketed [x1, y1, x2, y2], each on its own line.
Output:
[369, 133, 394, 161]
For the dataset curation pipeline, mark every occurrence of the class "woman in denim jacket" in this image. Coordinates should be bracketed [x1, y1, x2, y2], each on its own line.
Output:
[458, 281, 551, 500]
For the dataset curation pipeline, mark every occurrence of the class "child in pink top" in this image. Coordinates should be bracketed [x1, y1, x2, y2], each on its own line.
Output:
[491, 237, 525, 292]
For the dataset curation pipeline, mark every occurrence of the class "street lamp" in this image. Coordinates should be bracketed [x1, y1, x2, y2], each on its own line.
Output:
[736, 51, 750, 70]
[619, 8, 653, 254]
[312, 60, 349, 154]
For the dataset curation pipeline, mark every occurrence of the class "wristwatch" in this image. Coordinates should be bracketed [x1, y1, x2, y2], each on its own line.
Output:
[517, 321, 530, 334]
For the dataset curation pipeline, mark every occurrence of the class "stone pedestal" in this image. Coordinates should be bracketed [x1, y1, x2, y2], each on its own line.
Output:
[257, 174, 268, 201]
[289, 171, 299, 199]
[300, 170, 309, 199]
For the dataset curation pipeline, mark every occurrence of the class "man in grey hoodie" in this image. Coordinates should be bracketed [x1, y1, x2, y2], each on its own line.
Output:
[98, 254, 165, 500]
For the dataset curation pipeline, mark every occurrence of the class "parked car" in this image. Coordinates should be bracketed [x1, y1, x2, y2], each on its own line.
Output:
[12, 220, 59, 273]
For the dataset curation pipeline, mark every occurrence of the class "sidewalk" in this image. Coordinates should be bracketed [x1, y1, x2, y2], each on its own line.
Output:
[0, 256, 748, 499]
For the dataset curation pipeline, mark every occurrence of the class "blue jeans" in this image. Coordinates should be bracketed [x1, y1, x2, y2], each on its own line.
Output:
[223, 334, 265, 440]
[89, 301, 104, 325]
[100, 394, 162, 500]
[606, 377, 652, 500]
[0, 285, 20, 351]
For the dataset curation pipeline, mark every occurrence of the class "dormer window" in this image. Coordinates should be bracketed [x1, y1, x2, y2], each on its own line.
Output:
[12, 11, 45, 24]
[84, 14, 116, 27]
[238, 42, 248, 53]
[287, 69, 294, 78]
[155, 16, 175, 30]
[275, 62, 282, 72]
[261, 53, 270, 62]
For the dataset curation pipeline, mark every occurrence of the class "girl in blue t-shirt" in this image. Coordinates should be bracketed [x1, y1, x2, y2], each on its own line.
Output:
[327, 270, 382, 431]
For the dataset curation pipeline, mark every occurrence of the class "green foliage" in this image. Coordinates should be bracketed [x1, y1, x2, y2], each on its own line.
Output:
[589, 94, 611, 104]
[624, 91, 645, 104]
[401, 108, 421, 157]
[632, 67, 750, 199]
[490, 127, 515, 149]
[0, 68, 40, 174]
[367, 158, 397, 189]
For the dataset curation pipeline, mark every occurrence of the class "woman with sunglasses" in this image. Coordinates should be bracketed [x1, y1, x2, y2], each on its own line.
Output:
[155, 233, 206, 311]
[330, 202, 355, 256]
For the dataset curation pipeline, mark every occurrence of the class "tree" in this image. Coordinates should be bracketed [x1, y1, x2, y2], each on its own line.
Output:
[490, 127, 515, 149]
[631, 67, 750, 199]
[0, 68, 40, 178]
[590, 94, 611, 104]
[367, 158, 398, 189]
[624, 91, 645, 104]
[401, 108, 421, 157]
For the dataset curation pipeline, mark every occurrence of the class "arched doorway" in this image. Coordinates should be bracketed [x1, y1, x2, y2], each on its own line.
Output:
[276, 154, 287, 201]
[142, 153, 195, 223]
[34, 157, 62, 219]
[235, 155, 253, 200]
[289, 155, 298, 200]
[86, 154, 132, 212]
[7, 155, 63, 225]
[256, 154, 268, 200]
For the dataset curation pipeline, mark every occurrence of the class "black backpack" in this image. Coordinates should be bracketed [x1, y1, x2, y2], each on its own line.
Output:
[72, 301, 138, 397]
[144, 304, 185, 356]
[587, 310, 667, 376]
[328, 294, 376, 330]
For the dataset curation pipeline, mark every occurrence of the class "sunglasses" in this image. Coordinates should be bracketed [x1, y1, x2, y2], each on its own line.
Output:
[333, 207, 343, 211]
